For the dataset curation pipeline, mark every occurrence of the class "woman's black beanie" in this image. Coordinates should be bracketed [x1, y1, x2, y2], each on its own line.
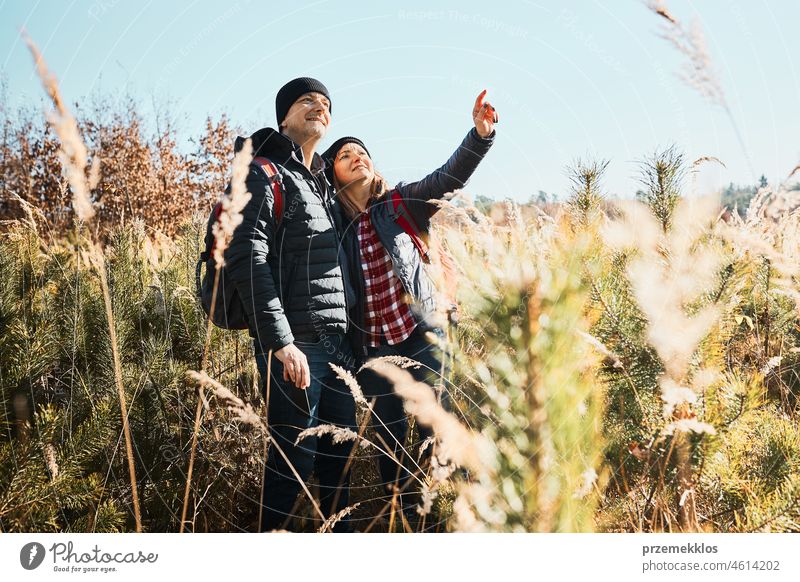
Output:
[321, 137, 371, 184]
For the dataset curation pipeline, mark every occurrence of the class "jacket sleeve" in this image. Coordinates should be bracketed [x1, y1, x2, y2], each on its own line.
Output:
[224, 163, 294, 352]
[395, 127, 495, 227]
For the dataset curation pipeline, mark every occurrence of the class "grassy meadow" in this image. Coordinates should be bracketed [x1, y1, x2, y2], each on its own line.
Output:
[1, 32, 799, 533]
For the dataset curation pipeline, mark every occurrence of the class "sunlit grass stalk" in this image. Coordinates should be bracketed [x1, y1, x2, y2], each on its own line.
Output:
[24, 33, 142, 532]
[181, 139, 252, 532]
[185, 370, 326, 525]
[645, 0, 755, 180]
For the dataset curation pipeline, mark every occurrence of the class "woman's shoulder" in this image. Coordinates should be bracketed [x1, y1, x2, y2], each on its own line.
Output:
[370, 185, 403, 209]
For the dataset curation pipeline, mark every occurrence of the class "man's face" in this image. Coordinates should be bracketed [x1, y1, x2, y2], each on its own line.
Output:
[280, 92, 331, 142]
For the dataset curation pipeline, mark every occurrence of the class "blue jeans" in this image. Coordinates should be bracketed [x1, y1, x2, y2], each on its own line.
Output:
[256, 333, 357, 532]
[356, 326, 449, 513]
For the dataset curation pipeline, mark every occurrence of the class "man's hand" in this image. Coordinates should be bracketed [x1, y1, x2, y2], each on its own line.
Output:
[472, 89, 498, 138]
[274, 343, 310, 389]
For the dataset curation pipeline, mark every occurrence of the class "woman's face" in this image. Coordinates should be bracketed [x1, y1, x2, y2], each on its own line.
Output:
[333, 143, 374, 187]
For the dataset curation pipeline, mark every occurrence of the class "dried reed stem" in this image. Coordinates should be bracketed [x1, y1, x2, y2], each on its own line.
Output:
[644, 0, 755, 180]
[182, 140, 253, 532]
[24, 33, 141, 532]
[183, 369, 326, 527]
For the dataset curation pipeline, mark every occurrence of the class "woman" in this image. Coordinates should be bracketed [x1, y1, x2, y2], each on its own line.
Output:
[321, 90, 497, 523]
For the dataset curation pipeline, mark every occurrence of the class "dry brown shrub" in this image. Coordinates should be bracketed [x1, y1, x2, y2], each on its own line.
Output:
[0, 88, 238, 239]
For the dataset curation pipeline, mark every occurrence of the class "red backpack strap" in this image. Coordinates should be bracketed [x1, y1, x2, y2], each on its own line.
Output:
[253, 156, 284, 225]
[390, 190, 430, 264]
[213, 201, 224, 220]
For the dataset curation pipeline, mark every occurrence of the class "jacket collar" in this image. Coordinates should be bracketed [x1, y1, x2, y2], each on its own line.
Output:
[234, 127, 327, 176]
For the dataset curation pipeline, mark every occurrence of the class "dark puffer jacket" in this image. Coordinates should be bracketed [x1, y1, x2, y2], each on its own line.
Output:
[225, 127, 347, 353]
[337, 127, 495, 357]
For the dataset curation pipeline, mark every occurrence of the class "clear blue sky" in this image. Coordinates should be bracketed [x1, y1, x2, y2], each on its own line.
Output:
[1, 0, 798, 201]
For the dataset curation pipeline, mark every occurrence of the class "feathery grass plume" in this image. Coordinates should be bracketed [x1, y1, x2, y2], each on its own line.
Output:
[429, 453, 457, 482]
[24, 34, 142, 532]
[418, 482, 437, 516]
[43, 443, 59, 480]
[418, 436, 436, 459]
[428, 204, 607, 532]
[744, 185, 774, 226]
[689, 156, 727, 198]
[647, 0, 677, 24]
[212, 138, 252, 266]
[318, 502, 361, 533]
[361, 355, 422, 370]
[452, 494, 486, 532]
[371, 360, 488, 473]
[184, 369, 327, 526]
[720, 177, 800, 329]
[691, 156, 726, 172]
[23, 32, 95, 222]
[295, 424, 371, 450]
[604, 194, 724, 530]
[427, 198, 470, 228]
[644, 0, 755, 180]
[181, 140, 252, 531]
[185, 370, 263, 429]
[722, 219, 795, 278]
[657, 13, 726, 109]
[7, 192, 44, 234]
[604, 195, 723, 409]
[330, 363, 367, 405]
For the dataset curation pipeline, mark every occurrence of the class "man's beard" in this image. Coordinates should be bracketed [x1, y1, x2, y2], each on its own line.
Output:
[294, 120, 326, 143]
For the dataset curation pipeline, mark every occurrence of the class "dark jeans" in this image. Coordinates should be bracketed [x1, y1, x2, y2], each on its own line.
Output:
[356, 325, 449, 514]
[256, 333, 357, 532]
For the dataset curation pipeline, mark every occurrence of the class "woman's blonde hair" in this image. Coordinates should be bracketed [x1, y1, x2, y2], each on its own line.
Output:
[333, 167, 389, 219]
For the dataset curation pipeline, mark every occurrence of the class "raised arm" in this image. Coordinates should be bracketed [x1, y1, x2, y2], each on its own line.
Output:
[397, 90, 497, 225]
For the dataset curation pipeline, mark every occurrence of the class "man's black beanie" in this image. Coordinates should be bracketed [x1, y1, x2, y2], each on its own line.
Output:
[321, 137, 371, 184]
[275, 77, 331, 127]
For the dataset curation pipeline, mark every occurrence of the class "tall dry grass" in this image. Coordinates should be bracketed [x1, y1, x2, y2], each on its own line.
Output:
[2, 148, 799, 531]
[23, 34, 142, 532]
[645, 0, 756, 180]
[1, 31, 799, 533]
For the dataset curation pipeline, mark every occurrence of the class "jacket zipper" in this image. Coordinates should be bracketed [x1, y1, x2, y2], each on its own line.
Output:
[303, 162, 352, 320]
[347, 218, 369, 357]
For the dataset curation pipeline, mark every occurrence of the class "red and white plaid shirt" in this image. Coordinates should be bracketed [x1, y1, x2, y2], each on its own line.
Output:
[358, 210, 417, 347]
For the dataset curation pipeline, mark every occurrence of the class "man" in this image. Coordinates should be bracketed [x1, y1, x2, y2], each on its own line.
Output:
[225, 78, 356, 532]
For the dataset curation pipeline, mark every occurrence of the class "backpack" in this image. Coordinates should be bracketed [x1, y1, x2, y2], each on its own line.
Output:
[195, 157, 284, 330]
[388, 190, 460, 324]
